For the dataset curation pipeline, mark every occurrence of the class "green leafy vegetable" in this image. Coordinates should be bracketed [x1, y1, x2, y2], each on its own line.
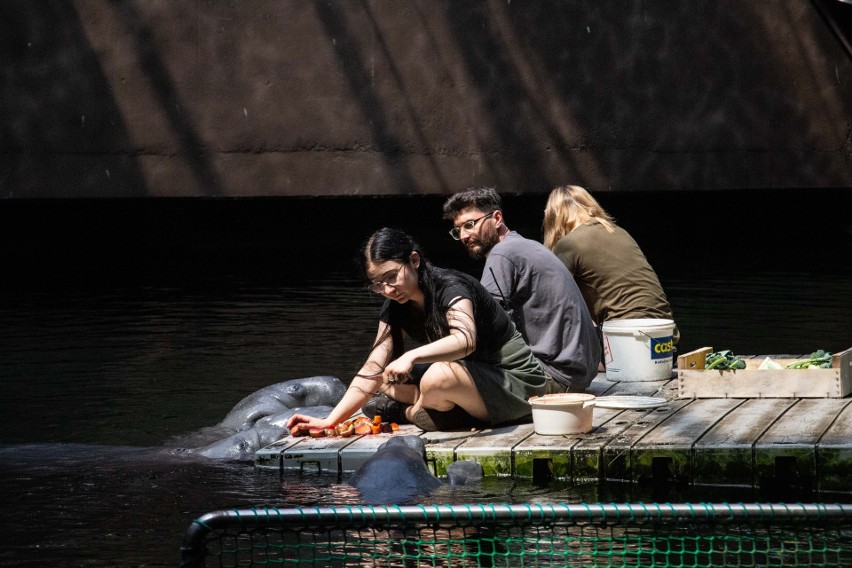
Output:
[705, 350, 747, 370]
[785, 350, 832, 369]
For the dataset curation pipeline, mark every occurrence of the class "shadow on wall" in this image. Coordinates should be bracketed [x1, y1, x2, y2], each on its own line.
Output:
[0, 1, 222, 197]
[1, 1, 850, 197]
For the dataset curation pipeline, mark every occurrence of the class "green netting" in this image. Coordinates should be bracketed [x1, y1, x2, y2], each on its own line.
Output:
[181, 503, 852, 567]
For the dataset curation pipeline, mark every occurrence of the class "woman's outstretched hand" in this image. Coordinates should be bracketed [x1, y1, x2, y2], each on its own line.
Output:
[286, 414, 333, 432]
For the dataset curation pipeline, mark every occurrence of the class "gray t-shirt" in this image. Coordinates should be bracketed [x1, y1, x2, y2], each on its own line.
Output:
[481, 231, 601, 391]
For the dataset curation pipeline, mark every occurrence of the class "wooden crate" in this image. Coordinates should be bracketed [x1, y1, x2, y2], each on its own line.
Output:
[677, 347, 851, 399]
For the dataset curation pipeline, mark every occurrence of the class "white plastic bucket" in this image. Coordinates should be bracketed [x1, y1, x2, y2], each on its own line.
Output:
[528, 393, 596, 435]
[602, 318, 676, 381]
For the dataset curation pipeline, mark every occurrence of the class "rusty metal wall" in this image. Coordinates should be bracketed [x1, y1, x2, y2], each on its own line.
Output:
[2, 1, 851, 198]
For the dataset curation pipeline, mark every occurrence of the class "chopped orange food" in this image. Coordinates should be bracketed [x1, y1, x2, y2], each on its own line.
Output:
[354, 422, 373, 436]
[290, 426, 308, 437]
[390, 423, 399, 431]
[372, 415, 382, 425]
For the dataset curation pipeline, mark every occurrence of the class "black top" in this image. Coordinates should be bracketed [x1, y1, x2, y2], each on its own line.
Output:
[379, 266, 514, 360]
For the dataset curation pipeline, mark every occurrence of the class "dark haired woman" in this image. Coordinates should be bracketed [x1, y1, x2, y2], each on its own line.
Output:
[287, 227, 555, 432]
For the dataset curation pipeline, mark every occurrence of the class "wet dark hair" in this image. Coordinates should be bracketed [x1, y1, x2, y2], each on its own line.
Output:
[441, 186, 502, 220]
[360, 227, 473, 376]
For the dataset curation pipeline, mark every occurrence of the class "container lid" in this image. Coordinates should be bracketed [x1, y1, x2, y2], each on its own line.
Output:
[601, 318, 675, 331]
[528, 393, 596, 406]
[594, 395, 668, 409]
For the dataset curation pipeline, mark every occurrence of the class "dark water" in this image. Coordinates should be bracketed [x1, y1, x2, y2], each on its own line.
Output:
[1, 192, 850, 566]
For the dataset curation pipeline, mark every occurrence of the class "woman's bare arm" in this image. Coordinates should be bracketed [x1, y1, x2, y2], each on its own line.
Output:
[288, 322, 393, 429]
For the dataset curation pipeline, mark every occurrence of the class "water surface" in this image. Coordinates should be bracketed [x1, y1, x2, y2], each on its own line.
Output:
[1, 193, 849, 566]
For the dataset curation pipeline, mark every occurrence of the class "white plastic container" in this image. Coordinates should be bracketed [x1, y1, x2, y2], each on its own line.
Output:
[528, 393, 596, 435]
[602, 318, 676, 382]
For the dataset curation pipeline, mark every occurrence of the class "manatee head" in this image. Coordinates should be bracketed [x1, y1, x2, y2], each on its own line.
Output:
[349, 435, 441, 504]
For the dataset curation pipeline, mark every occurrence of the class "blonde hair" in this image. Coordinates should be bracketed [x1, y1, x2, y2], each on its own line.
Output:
[543, 185, 615, 250]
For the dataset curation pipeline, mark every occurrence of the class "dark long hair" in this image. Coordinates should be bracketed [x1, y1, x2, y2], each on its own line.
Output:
[362, 228, 448, 360]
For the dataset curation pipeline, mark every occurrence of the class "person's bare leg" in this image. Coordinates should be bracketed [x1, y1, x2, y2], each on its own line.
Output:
[404, 362, 487, 422]
[380, 383, 418, 405]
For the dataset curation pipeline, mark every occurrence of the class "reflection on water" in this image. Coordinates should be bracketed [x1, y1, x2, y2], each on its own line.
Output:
[1, 273, 849, 565]
[0, 193, 850, 566]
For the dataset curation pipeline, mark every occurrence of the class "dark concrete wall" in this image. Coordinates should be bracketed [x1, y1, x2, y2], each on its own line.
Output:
[2, 0, 851, 198]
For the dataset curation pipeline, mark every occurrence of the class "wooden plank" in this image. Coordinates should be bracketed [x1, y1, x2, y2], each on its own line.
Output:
[631, 398, 746, 484]
[251, 359, 852, 494]
[586, 373, 676, 398]
[594, 398, 695, 482]
[512, 373, 678, 482]
[816, 401, 852, 494]
[692, 399, 793, 487]
[585, 373, 618, 396]
[571, 406, 676, 482]
[254, 436, 307, 471]
[280, 436, 359, 475]
[338, 424, 423, 473]
[421, 429, 481, 477]
[600, 378, 676, 398]
[753, 399, 849, 493]
[513, 407, 623, 481]
[454, 424, 535, 477]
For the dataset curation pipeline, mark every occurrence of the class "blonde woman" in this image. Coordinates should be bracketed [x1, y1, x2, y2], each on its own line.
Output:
[543, 185, 678, 341]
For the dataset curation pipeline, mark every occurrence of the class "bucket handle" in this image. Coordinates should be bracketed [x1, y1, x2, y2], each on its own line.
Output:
[633, 329, 677, 353]
[583, 401, 596, 408]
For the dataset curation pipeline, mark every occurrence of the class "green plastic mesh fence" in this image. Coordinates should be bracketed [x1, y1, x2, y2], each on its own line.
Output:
[181, 503, 852, 567]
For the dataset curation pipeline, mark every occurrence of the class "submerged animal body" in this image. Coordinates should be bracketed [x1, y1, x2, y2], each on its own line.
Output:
[446, 460, 484, 487]
[348, 436, 443, 504]
[177, 376, 346, 461]
[193, 406, 334, 461]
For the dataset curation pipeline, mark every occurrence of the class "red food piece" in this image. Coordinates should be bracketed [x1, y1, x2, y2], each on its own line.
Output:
[309, 428, 326, 438]
[290, 425, 309, 437]
[354, 422, 373, 436]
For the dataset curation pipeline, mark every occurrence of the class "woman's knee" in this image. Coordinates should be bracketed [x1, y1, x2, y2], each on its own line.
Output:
[419, 362, 464, 393]
[418, 362, 484, 415]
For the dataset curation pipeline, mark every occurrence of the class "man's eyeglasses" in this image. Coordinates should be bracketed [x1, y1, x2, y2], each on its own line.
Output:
[449, 211, 495, 240]
[368, 262, 407, 294]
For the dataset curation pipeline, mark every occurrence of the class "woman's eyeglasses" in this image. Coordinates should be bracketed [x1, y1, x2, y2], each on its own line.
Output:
[449, 211, 494, 240]
[368, 263, 407, 294]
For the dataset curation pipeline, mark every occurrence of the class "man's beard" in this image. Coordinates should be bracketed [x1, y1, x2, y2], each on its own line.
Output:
[465, 231, 499, 260]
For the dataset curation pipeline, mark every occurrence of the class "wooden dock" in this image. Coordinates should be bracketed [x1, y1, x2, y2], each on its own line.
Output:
[255, 363, 852, 495]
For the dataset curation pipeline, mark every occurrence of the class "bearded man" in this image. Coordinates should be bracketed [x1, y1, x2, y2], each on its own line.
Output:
[442, 187, 600, 392]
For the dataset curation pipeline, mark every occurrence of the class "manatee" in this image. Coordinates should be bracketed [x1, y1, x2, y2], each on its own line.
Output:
[177, 406, 335, 461]
[194, 428, 270, 461]
[447, 460, 484, 487]
[188, 406, 333, 461]
[348, 436, 442, 504]
[219, 376, 345, 431]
